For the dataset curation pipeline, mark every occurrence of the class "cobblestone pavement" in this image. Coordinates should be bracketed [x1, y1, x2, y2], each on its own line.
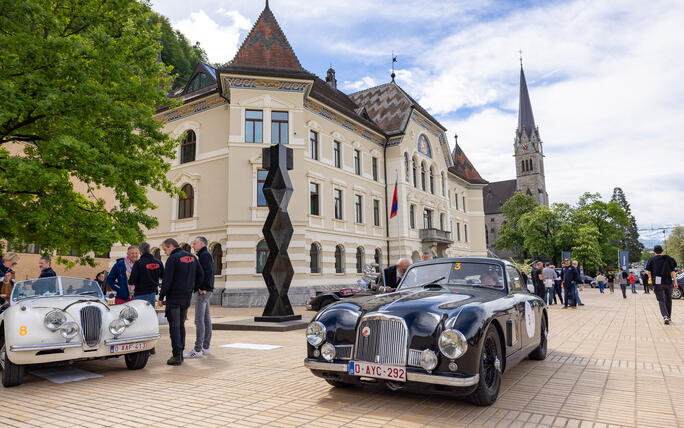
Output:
[1, 289, 683, 428]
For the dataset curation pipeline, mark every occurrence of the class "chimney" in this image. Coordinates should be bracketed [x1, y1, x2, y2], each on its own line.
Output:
[326, 67, 337, 90]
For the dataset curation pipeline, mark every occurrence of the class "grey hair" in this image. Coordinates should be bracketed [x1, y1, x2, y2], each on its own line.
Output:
[162, 238, 179, 248]
[39, 256, 51, 265]
[139, 242, 151, 254]
[195, 236, 208, 247]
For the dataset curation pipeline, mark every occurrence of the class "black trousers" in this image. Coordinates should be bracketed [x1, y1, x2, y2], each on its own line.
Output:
[654, 284, 673, 318]
[166, 300, 190, 357]
[553, 283, 563, 304]
[620, 284, 627, 298]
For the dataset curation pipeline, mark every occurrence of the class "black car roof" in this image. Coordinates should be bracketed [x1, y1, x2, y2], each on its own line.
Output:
[410, 257, 512, 268]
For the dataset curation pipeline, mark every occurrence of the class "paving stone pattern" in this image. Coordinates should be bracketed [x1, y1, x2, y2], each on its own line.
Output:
[1, 289, 683, 427]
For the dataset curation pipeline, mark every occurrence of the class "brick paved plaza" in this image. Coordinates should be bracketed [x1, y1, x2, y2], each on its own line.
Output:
[1, 289, 682, 428]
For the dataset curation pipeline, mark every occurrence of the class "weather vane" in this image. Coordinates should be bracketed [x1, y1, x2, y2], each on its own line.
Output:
[391, 51, 397, 81]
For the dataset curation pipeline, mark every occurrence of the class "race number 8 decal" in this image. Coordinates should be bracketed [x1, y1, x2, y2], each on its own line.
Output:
[19, 326, 28, 336]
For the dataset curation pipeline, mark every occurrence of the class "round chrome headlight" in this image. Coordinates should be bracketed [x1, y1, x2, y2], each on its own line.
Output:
[60, 322, 80, 339]
[119, 305, 138, 326]
[109, 319, 126, 336]
[438, 329, 468, 359]
[419, 349, 438, 371]
[44, 309, 67, 331]
[321, 342, 336, 361]
[305, 321, 326, 347]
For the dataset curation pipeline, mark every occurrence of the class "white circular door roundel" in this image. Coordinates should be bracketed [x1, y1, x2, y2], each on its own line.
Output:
[524, 301, 535, 338]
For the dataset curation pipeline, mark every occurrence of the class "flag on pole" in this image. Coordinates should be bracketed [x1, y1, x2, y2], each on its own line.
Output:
[390, 176, 398, 218]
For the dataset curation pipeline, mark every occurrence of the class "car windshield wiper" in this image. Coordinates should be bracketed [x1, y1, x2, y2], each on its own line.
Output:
[78, 291, 99, 295]
[420, 276, 446, 289]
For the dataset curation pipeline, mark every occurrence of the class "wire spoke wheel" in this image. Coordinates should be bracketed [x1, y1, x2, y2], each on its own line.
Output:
[482, 336, 498, 388]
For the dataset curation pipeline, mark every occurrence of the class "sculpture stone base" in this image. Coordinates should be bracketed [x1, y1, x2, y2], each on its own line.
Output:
[254, 314, 302, 323]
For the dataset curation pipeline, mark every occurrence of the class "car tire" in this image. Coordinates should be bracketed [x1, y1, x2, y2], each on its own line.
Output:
[325, 379, 353, 388]
[672, 288, 683, 300]
[467, 325, 502, 406]
[529, 314, 548, 361]
[125, 350, 151, 370]
[0, 342, 24, 388]
[319, 297, 335, 309]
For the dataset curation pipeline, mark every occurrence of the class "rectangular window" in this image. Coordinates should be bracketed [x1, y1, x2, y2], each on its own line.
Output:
[334, 189, 343, 220]
[355, 194, 363, 223]
[309, 131, 318, 160]
[373, 199, 380, 226]
[454, 193, 459, 210]
[462, 196, 466, 212]
[245, 110, 263, 143]
[271, 111, 288, 144]
[333, 141, 341, 168]
[409, 204, 415, 229]
[440, 213, 445, 231]
[309, 182, 319, 216]
[372, 157, 378, 181]
[257, 169, 267, 206]
[457, 222, 461, 241]
[423, 209, 432, 229]
[465, 224, 469, 242]
[354, 149, 361, 175]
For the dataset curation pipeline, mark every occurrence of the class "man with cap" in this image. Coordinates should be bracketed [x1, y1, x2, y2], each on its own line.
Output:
[646, 245, 678, 324]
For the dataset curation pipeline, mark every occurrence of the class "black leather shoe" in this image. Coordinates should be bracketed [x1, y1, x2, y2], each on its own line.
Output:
[167, 355, 182, 366]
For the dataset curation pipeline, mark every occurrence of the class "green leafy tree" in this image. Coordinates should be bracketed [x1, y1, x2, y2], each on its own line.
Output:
[572, 194, 628, 269]
[494, 192, 538, 257]
[665, 226, 684, 263]
[0, 0, 179, 264]
[153, 14, 207, 89]
[611, 187, 644, 262]
[572, 224, 604, 271]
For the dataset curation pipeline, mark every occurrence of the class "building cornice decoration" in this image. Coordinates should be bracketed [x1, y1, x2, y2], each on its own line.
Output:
[159, 94, 228, 123]
[411, 112, 452, 168]
[222, 76, 310, 93]
[303, 99, 386, 147]
[387, 136, 403, 147]
[249, 154, 263, 165]
[169, 170, 201, 186]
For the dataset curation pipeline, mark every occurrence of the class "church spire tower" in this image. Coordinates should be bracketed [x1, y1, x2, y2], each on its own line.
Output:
[514, 59, 548, 206]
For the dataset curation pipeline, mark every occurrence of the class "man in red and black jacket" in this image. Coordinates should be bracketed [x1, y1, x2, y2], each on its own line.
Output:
[129, 242, 164, 306]
[159, 238, 204, 366]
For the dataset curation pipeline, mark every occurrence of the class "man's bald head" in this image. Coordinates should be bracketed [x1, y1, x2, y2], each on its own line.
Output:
[396, 258, 411, 275]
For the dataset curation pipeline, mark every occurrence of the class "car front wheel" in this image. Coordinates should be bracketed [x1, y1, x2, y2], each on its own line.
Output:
[672, 288, 683, 300]
[467, 325, 502, 406]
[125, 350, 151, 370]
[0, 342, 24, 387]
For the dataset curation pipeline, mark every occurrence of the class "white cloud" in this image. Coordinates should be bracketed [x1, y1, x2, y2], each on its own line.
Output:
[342, 76, 379, 92]
[173, 9, 251, 64]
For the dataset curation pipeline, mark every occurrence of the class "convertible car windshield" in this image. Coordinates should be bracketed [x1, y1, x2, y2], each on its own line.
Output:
[11, 277, 104, 302]
[399, 262, 505, 290]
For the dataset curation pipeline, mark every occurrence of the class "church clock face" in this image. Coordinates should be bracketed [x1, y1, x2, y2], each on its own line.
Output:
[521, 144, 529, 152]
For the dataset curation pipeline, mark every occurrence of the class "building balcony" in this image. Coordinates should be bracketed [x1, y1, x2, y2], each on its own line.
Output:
[419, 228, 453, 244]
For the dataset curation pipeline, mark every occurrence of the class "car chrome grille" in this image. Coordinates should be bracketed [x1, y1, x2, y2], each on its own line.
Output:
[354, 314, 407, 365]
[335, 345, 353, 360]
[80, 306, 102, 347]
[408, 349, 422, 367]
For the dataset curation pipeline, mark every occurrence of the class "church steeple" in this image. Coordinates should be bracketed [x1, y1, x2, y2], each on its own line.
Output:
[517, 64, 536, 137]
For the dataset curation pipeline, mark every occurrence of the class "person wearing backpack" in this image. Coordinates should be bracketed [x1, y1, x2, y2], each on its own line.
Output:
[646, 245, 678, 325]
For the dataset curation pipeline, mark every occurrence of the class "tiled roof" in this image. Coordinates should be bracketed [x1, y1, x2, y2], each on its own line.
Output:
[483, 179, 517, 214]
[349, 82, 447, 135]
[229, 4, 303, 71]
[448, 142, 487, 185]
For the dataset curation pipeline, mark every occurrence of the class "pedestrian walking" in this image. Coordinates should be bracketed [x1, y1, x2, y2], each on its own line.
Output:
[107, 246, 140, 304]
[159, 238, 204, 366]
[596, 272, 606, 294]
[542, 262, 557, 305]
[129, 242, 164, 306]
[184, 236, 215, 359]
[606, 271, 615, 294]
[641, 270, 650, 293]
[618, 269, 629, 298]
[629, 272, 637, 293]
[561, 258, 579, 308]
[645, 245, 678, 325]
[572, 261, 584, 306]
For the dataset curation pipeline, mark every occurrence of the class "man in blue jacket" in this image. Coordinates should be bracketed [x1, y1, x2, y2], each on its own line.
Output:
[184, 236, 215, 359]
[160, 238, 204, 366]
[107, 246, 140, 304]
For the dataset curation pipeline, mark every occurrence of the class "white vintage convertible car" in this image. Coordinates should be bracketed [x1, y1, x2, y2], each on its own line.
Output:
[0, 276, 160, 387]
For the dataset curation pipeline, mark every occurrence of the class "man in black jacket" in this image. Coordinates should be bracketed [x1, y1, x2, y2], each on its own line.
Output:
[160, 238, 204, 366]
[646, 245, 678, 324]
[184, 236, 215, 359]
[561, 258, 579, 308]
[376, 258, 411, 292]
[129, 242, 164, 306]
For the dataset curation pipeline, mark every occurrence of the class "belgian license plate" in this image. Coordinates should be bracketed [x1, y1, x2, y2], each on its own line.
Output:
[110, 343, 146, 353]
[348, 361, 406, 381]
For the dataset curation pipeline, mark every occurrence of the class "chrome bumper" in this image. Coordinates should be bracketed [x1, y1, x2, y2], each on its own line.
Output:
[303, 359, 480, 387]
[104, 334, 160, 345]
[10, 342, 83, 352]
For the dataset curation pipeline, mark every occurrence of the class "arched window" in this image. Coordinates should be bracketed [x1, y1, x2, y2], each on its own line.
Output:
[404, 153, 410, 182]
[421, 163, 426, 191]
[335, 245, 345, 273]
[374, 248, 382, 267]
[181, 130, 196, 164]
[256, 240, 269, 273]
[152, 248, 161, 260]
[521, 160, 526, 172]
[181, 243, 191, 252]
[178, 184, 194, 219]
[211, 244, 223, 275]
[429, 167, 435, 194]
[528, 159, 533, 172]
[356, 247, 364, 273]
[412, 158, 417, 187]
[310, 243, 321, 273]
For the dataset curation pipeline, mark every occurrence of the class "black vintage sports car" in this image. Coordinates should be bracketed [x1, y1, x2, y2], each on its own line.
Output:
[304, 257, 548, 405]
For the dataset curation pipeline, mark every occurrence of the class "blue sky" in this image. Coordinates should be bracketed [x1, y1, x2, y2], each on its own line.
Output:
[151, 0, 684, 234]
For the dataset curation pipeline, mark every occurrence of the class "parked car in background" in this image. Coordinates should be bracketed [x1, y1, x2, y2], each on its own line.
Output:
[673, 274, 684, 299]
[1, 277, 160, 387]
[307, 264, 380, 311]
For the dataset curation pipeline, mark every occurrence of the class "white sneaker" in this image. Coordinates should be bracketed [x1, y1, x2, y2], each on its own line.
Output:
[202, 348, 211, 355]
[183, 349, 203, 358]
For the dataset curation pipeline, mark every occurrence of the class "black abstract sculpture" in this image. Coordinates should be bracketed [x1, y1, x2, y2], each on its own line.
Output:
[255, 142, 301, 322]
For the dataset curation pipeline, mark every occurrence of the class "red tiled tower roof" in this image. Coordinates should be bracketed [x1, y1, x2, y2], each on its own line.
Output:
[229, 3, 303, 71]
[448, 142, 487, 184]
